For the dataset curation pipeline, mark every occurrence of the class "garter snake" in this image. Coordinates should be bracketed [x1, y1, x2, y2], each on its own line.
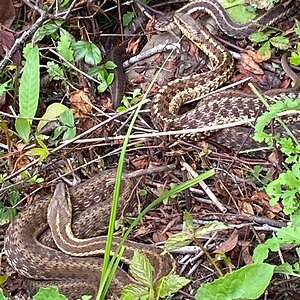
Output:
[4, 1, 300, 299]
[151, 0, 300, 143]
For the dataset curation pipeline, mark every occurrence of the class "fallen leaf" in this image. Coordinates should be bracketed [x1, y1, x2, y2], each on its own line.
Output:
[0, 0, 15, 28]
[69, 89, 92, 116]
[213, 230, 239, 254]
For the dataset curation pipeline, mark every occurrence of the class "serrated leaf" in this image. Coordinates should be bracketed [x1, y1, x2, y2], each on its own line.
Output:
[27, 147, 50, 162]
[58, 32, 74, 63]
[47, 61, 64, 80]
[120, 284, 149, 300]
[195, 263, 275, 300]
[194, 221, 228, 237]
[37, 103, 69, 132]
[33, 287, 68, 300]
[249, 32, 270, 43]
[156, 274, 190, 298]
[269, 35, 289, 50]
[19, 46, 40, 120]
[164, 231, 192, 252]
[15, 117, 31, 143]
[129, 251, 153, 287]
[34, 20, 64, 42]
[72, 41, 102, 65]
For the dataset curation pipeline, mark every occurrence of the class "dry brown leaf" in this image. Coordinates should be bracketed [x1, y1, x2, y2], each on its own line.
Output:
[241, 201, 254, 215]
[238, 52, 264, 75]
[240, 241, 253, 265]
[127, 38, 140, 55]
[213, 230, 239, 254]
[0, 0, 15, 28]
[69, 90, 92, 116]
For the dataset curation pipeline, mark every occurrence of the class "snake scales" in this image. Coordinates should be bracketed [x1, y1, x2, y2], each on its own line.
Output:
[4, 0, 300, 299]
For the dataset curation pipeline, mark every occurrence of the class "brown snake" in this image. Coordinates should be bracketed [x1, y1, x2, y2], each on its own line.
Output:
[151, 0, 300, 146]
[4, 1, 300, 299]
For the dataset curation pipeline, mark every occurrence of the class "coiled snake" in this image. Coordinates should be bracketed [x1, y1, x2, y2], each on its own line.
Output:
[4, 0, 300, 299]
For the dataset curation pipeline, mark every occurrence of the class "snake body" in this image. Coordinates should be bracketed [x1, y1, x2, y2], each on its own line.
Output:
[151, 0, 300, 143]
[4, 1, 300, 299]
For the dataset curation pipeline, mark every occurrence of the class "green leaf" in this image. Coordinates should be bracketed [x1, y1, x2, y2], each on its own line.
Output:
[123, 11, 135, 27]
[295, 21, 300, 38]
[120, 284, 149, 300]
[33, 286, 68, 300]
[77, 295, 92, 300]
[269, 35, 289, 50]
[257, 41, 271, 59]
[0, 289, 7, 300]
[60, 109, 74, 127]
[0, 275, 8, 285]
[0, 206, 17, 225]
[225, 3, 256, 24]
[104, 60, 117, 70]
[156, 274, 190, 298]
[97, 81, 109, 93]
[15, 117, 31, 143]
[0, 81, 10, 97]
[252, 237, 280, 263]
[250, 32, 270, 43]
[19, 46, 40, 120]
[34, 20, 64, 42]
[47, 61, 64, 80]
[129, 251, 153, 287]
[72, 41, 102, 65]
[37, 102, 69, 132]
[27, 147, 50, 162]
[58, 31, 74, 63]
[195, 263, 275, 300]
[194, 221, 228, 237]
[63, 127, 76, 140]
[164, 231, 192, 252]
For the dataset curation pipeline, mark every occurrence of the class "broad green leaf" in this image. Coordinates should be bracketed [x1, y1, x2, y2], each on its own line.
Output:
[97, 81, 109, 93]
[156, 274, 190, 298]
[72, 41, 101, 65]
[123, 11, 135, 27]
[275, 262, 300, 277]
[58, 31, 74, 63]
[269, 35, 289, 50]
[33, 286, 68, 300]
[252, 237, 280, 263]
[15, 117, 31, 143]
[63, 127, 76, 140]
[60, 109, 74, 127]
[250, 32, 270, 43]
[37, 103, 69, 132]
[19, 46, 40, 120]
[195, 263, 275, 300]
[129, 251, 153, 287]
[104, 60, 117, 70]
[224, 3, 256, 24]
[120, 284, 149, 300]
[0, 289, 7, 300]
[276, 225, 300, 244]
[0, 275, 8, 285]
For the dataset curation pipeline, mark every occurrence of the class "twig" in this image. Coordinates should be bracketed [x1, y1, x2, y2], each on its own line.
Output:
[0, 12, 50, 73]
[181, 161, 227, 213]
